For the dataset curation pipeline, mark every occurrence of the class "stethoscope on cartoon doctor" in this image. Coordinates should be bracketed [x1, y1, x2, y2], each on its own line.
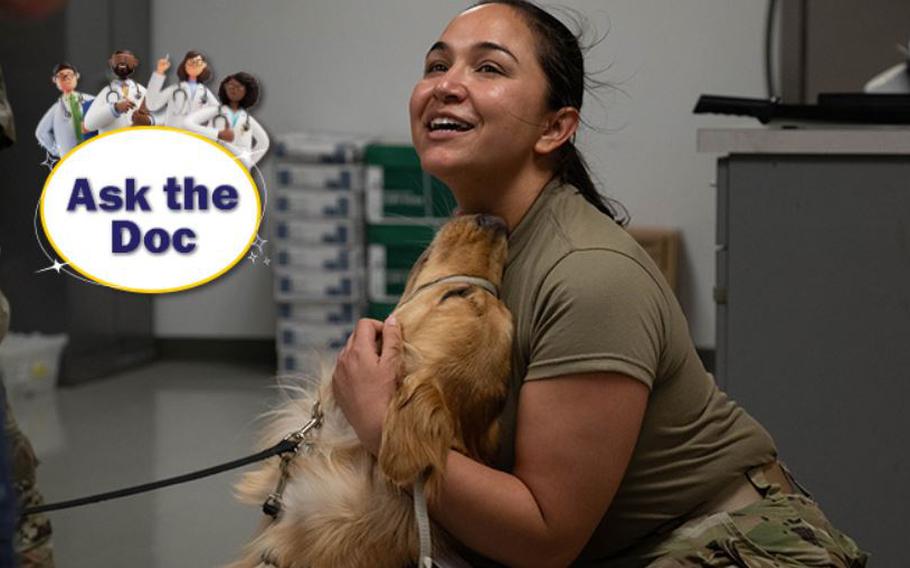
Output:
[171, 84, 209, 110]
[212, 107, 251, 133]
[104, 81, 141, 104]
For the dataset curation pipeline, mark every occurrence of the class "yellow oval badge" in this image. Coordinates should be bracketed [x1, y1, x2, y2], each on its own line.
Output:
[40, 127, 261, 293]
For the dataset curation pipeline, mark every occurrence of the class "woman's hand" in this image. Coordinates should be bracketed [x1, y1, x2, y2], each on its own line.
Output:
[218, 128, 235, 142]
[332, 316, 403, 455]
[156, 56, 170, 75]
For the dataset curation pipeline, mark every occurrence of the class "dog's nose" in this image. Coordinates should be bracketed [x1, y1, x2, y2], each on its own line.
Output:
[475, 214, 507, 235]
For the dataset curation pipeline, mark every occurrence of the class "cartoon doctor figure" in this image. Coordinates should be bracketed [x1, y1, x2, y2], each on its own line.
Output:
[35, 62, 94, 157]
[84, 50, 156, 133]
[185, 72, 269, 169]
[145, 51, 217, 129]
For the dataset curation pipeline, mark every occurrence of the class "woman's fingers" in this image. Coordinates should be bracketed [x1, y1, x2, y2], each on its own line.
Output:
[351, 318, 383, 357]
[332, 318, 398, 455]
[380, 314, 402, 375]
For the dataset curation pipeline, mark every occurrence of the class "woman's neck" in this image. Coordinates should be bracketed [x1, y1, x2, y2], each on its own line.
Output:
[448, 164, 555, 231]
[228, 102, 240, 111]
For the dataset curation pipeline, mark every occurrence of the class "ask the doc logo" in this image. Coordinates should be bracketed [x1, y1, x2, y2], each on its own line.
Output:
[40, 127, 262, 293]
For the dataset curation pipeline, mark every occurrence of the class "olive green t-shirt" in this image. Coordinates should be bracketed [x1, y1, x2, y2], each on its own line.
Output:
[483, 180, 777, 563]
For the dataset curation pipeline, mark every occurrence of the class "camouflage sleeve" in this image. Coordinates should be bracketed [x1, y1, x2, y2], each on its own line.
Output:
[0, 289, 9, 344]
[0, 66, 16, 149]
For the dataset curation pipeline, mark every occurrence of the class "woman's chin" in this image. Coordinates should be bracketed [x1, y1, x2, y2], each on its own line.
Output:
[418, 152, 468, 184]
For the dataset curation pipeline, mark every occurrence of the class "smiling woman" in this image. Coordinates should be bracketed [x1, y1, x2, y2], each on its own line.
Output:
[333, 1, 868, 567]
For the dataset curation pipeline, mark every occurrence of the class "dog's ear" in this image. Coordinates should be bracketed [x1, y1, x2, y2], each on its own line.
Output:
[379, 370, 455, 498]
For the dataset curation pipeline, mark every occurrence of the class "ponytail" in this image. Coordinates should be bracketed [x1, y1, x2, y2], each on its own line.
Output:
[558, 142, 626, 225]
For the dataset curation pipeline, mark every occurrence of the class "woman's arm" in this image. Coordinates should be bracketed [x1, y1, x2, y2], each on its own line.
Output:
[432, 372, 648, 567]
[183, 106, 221, 140]
[144, 71, 171, 112]
[333, 318, 649, 568]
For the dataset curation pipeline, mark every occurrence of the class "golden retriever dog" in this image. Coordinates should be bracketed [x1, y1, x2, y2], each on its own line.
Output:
[229, 214, 513, 568]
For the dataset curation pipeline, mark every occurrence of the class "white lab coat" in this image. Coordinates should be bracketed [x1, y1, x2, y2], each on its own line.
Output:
[184, 104, 270, 169]
[83, 79, 155, 133]
[145, 72, 217, 129]
[35, 91, 94, 157]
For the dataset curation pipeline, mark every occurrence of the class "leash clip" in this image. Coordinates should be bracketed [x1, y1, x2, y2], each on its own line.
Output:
[282, 400, 324, 451]
[263, 401, 324, 519]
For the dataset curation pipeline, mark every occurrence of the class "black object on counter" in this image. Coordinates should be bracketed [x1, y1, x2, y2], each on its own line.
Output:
[694, 93, 910, 124]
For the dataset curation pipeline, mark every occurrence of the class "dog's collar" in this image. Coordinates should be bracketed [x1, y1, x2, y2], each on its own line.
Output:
[399, 274, 499, 306]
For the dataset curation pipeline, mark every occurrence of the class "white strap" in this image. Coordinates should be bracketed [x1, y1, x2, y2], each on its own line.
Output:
[414, 477, 434, 568]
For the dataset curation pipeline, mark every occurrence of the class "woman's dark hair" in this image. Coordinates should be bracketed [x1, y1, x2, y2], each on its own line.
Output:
[218, 72, 260, 109]
[177, 50, 212, 83]
[472, 0, 624, 223]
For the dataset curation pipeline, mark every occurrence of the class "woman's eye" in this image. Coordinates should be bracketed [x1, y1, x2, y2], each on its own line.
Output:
[424, 62, 448, 75]
[477, 63, 503, 75]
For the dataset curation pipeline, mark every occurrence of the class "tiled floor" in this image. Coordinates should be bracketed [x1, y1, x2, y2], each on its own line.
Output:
[8, 360, 286, 568]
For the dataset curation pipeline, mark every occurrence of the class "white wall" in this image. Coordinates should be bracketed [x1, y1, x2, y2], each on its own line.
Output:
[152, 0, 767, 346]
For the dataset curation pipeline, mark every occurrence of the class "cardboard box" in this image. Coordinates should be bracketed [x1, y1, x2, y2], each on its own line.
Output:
[626, 226, 681, 292]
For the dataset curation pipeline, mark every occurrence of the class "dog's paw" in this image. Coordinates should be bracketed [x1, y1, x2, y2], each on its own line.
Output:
[379, 374, 453, 489]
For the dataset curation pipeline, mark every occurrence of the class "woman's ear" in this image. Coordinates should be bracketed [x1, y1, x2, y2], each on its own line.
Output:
[534, 106, 580, 156]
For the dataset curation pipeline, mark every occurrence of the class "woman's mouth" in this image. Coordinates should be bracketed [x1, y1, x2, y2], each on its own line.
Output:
[426, 117, 475, 139]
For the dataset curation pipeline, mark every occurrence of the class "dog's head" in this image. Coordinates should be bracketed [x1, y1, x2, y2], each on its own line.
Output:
[402, 214, 509, 294]
[394, 213, 510, 362]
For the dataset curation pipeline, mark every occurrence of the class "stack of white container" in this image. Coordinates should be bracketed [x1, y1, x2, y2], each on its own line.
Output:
[271, 133, 373, 374]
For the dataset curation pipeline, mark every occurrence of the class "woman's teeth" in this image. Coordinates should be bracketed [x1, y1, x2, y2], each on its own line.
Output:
[429, 117, 473, 132]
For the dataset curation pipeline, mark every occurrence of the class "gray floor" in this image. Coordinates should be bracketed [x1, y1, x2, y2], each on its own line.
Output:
[8, 360, 285, 568]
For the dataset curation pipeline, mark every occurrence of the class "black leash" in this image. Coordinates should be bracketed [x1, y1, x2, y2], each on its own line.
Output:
[22, 438, 297, 516]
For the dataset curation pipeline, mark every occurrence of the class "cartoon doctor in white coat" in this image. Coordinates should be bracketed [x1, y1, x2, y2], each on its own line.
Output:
[84, 50, 156, 133]
[184, 72, 269, 170]
[145, 51, 217, 129]
[35, 62, 94, 157]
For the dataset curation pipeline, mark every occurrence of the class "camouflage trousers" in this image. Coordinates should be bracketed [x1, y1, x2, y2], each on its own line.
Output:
[4, 395, 55, 568]
[1, 289, 55, 566]
[607, 467, 868, 568]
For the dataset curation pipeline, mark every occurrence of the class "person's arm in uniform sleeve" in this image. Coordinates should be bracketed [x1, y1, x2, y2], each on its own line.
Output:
[426, 250, 662, 566]
[34, 105, 57, 156]
[528, 249, 665, 385]
[0, 66, 16, 149]
[183, 106, 221, 140]
[83, 89, 116, 131]
[248, 116, 270, 166]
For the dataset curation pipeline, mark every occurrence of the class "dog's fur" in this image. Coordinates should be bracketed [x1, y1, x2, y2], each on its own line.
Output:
[229, 215, 513, 568]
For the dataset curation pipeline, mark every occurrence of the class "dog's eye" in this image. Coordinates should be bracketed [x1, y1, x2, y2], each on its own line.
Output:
[440, 287, 471, 303]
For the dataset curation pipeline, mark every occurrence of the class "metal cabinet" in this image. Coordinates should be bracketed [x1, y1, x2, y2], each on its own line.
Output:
[715, 152, 910, 565]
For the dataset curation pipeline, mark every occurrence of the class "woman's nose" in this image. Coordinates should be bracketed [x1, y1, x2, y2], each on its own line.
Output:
[432, 71, 467, 103]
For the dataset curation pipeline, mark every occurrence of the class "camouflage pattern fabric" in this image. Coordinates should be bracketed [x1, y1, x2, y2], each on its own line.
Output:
[607, 467, 867, 568]
[0, 290, 55, 567]
[0, 66, 16, 149]
[5, 398, 55, 568]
